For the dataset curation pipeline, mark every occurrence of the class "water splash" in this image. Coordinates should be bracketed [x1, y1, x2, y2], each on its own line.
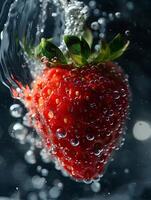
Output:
[0, 0, 129, 198]
[0, 0, 89, 91]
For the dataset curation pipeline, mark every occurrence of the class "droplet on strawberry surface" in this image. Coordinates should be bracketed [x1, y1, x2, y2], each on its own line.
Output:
[70, 138, 80, 147]
[56, 128, 67, 139]
[94, 148, 103, 156]
[86, 134, 95, 141]
[20, 61, 130, 182]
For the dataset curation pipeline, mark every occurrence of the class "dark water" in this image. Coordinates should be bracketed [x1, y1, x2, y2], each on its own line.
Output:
[0, 0, 151, 199]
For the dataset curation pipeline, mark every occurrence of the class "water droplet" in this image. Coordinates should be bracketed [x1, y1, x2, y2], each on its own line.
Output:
[10, 104, 23, 118]
[70, 138, 79, 147]
[56, 128, 67, 139]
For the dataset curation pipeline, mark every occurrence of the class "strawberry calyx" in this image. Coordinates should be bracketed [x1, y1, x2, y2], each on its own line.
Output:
[26, 33, 129, 68]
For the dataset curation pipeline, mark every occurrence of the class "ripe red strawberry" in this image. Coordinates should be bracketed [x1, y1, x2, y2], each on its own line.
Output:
[16, 34, 130, 182]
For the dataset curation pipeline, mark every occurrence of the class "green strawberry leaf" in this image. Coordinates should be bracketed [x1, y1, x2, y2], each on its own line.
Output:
[81, 37, 91, 59]
[94, 34, 129, 63]
[70, 54, 88, 66]
[94, 41, 110, 62]
[64, 35, 91, 66]
[34, 38, 67, 64]
[109, 34, 130, 60]
[83, 28, 93, 48]
[21, 36, 34, 57]
[64, 35, 81, 55]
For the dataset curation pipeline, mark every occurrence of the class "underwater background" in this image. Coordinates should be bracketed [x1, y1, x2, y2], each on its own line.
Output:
[0, 0, 151, 199]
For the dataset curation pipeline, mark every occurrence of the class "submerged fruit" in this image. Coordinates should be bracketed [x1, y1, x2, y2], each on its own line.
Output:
[14, 34, 130, 181]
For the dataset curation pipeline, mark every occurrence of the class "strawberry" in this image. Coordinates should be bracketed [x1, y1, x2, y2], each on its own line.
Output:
[17, 34, 130, 182]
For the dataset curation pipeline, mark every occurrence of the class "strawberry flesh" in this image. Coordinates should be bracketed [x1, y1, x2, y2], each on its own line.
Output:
[22, 62, 130, 181]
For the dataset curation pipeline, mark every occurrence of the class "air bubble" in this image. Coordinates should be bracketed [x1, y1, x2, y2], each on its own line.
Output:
[23, 113, 32, 127]
[98, 18, 105, 25]
[27, 193, 38, 200]
[94, 44, 101, 51]
[124, 168, 130, 174]
[56, 128, 67, 139]
[25, 150, 36, 164]
[91, 182, 101, 193]
[94, 148, 103, 156]
[37, 165, 42, 173]
[125, 30, 130, 36]
[0, 31, 3, 40]
[53, 179, 64, 190]
[133, 121, 151, 141]
[39, 191, 47, 200]
[99, 33, 105, 39]
[32, 176, 46, 189]
[41, 168, 49, 177]
[40, 149, 51, 163]
[113, 91, 120, 100]
[93, 9, 100, 16]
[52, 12, 58, 17]
[115, 12, 121, 18]
[86, 134, 95, 141]
[89, 0, 96, 8]
[84, 179, 93, 184]
[10, 123, 28, 142]
[49, 186, 62, 199]
[126, 1, 134, 10]
[91, 22, 99, 30]
[70, 138, 79, 147]
[10, 104, 23, 118]
[108, 13, 114, 21]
